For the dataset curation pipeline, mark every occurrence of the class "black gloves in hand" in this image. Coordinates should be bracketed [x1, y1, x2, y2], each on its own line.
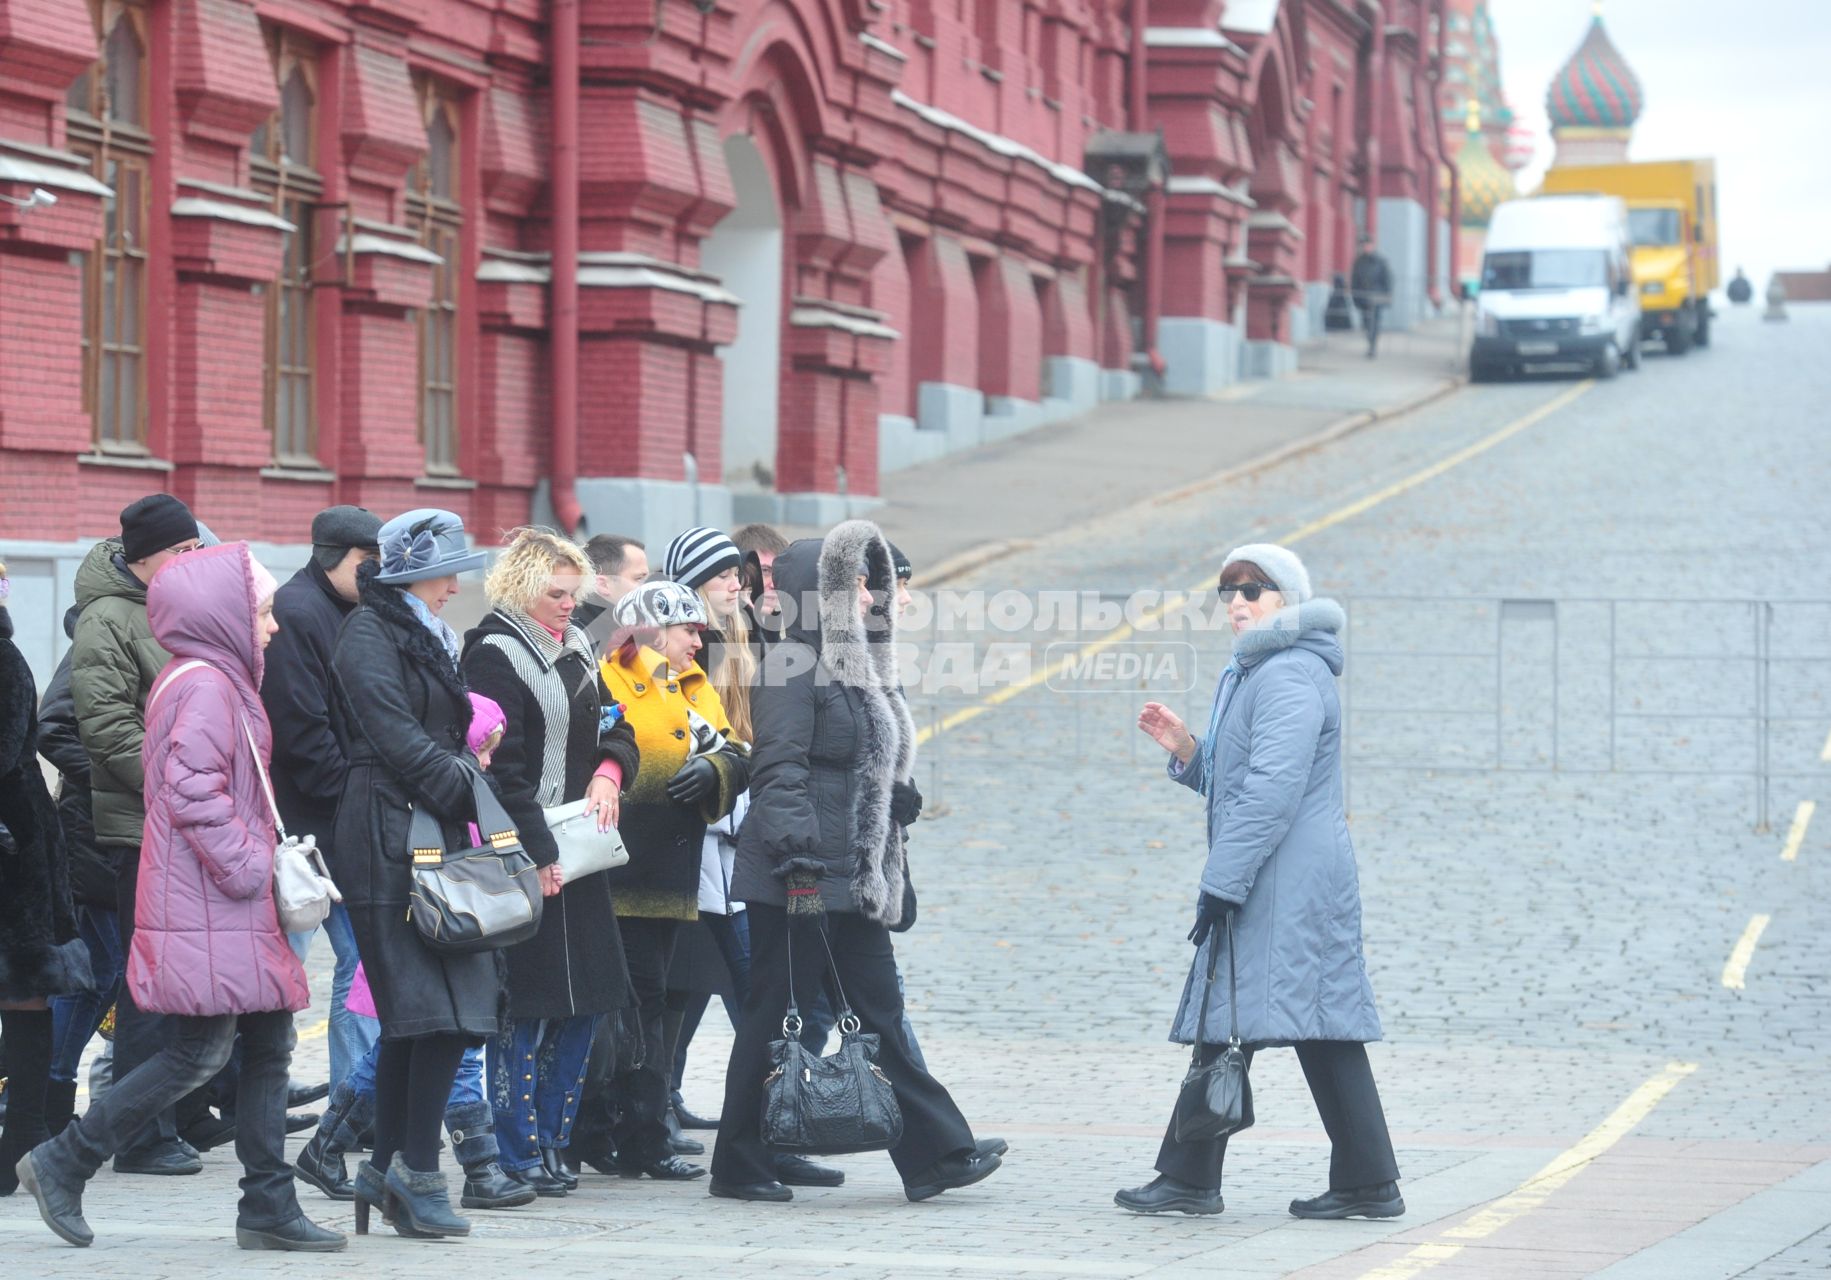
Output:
[890, 778, 923, 827]
[667, 756, 718, 806]
[1187, 892, 1239, 947]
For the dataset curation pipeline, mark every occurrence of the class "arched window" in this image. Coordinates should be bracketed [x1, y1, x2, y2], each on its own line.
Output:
[251, 28, 322, 466]
[407, 79, 463, 476]
[66, 0, 151, 451]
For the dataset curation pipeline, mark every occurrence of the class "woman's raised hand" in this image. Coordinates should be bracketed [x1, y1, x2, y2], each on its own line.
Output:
[1138, 701, 1198, 764]
[585, 774, 621, 831]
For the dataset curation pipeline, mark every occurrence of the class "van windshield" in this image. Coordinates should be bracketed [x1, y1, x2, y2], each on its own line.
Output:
[1628, 208, 1683, 246]
[1481, 250, 1609, 291]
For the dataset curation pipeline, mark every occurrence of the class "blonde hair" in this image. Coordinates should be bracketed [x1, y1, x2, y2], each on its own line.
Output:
[698, 584, 755, 743]
[485, 527, 593, 613]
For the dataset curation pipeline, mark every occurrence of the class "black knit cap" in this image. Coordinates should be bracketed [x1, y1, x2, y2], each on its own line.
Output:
[888, 542, 913, 581]
[119, 494, 199, 563]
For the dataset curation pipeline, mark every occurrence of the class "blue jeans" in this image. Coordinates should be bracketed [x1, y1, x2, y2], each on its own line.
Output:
[346, 1027, 485, 1109]
[288, 904, 375, 1091]
[50, 906, 124, 1084]
[489, 1016, 596, 1173]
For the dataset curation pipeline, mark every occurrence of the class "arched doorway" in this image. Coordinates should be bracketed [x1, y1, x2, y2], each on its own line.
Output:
[700, 133, 783, 491]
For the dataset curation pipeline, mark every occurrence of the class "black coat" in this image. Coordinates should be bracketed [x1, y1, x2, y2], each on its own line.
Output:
[261, 562, 357, 839]
[1350, 250, 1393, 308]
[36, 605, 113, 909]
[461, 608, 638, 1021]
[0, 608, 92, 1002]
[328, 568, 505, 1041]
[729, 526, 915, 925]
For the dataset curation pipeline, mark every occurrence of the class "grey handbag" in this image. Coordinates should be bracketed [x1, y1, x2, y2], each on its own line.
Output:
[542, 798, 629, 880]
[407, 766, 543, 954]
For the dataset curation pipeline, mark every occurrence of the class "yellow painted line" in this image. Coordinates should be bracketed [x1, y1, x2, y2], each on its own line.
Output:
[298, 1016, 330, 1042]
[1820, 724, 1831, 762]
[1721, 914, 1771, 990]
[914, 379, 1596, 749]
[1780, 800, 1816, 862]
[1357, 1061, 1698, 1280]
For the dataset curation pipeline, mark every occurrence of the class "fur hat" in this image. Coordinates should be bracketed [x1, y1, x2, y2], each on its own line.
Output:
[1221, 542, 1312, 604]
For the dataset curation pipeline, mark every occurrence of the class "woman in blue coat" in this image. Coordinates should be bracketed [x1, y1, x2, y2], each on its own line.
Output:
[1117, 543, 1401, 1220]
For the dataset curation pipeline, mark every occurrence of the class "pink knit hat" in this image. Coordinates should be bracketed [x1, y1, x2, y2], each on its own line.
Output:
[466, 692, 507, 754]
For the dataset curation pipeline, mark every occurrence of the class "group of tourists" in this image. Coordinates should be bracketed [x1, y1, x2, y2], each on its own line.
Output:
[0, 491, 1402, 1252]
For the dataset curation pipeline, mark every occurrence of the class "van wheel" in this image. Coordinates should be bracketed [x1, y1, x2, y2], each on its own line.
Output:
[1666, 324, 1693, 355]
[1695, 309, 1712, 347]
[1596, 342, 1621, 379]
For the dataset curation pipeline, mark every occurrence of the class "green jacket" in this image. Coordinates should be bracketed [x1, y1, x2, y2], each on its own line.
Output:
[69, 538, 170, 849]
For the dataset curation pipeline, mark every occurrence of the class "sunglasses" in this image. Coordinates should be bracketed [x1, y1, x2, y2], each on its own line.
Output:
[1216, 581, 1279, 602]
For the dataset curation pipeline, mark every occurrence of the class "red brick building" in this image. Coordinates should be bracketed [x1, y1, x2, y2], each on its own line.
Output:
[0, 0, 1451, 669]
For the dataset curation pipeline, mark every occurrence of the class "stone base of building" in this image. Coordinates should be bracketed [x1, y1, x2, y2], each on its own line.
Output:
[1159, 317, 1243, 396]
[880, 360, 1134, 476]
[730, 489, 885, 527]
[535, 477, 735, 550]
[1293, 282, 1336, 346]
[1378, 197, 1430, 331]
[1241, 340, 1299, 379]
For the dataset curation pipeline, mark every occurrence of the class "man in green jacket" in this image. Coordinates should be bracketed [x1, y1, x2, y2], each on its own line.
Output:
[68, 494, 201, 1175]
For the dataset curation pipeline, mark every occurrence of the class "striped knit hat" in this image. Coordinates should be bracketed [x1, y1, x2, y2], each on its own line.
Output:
[664, 526, 741, 590]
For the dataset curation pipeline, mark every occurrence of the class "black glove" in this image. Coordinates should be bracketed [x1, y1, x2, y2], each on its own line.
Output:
[1187, 892, 1238, 947]
[667, 756, 718, 806]
[0, 818, 16, 858]
[890, 778, 923, 827]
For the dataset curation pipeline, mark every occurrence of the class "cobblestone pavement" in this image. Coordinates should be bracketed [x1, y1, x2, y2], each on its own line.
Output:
[6, 307, 1829, 1276]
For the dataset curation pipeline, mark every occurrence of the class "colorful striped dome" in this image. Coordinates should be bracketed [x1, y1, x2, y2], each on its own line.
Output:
[1547, 16, 1643, 131]
[1456, 125, 1515, 229]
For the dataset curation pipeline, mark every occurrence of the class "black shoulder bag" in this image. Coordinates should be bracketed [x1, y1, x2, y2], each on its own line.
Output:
[1173, 912, 1253, 1143]
[406, 763, 544, 955]
[760, 922, 904, 1155]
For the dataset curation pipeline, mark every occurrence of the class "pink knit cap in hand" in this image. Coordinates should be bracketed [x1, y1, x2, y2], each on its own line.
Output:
[466, 691, 507, 755]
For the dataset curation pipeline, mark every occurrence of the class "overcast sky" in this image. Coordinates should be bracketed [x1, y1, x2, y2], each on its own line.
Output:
[1489, 0, 1830, 288]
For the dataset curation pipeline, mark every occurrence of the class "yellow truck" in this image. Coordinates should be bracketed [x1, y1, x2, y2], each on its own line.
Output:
[1539, 159, 1719, 353]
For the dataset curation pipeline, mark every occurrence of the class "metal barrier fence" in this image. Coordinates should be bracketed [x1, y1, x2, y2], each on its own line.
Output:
[896, 595, 1830, 830]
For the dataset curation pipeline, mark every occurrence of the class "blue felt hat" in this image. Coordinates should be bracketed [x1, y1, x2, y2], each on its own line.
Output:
[374, 508, 488, 584]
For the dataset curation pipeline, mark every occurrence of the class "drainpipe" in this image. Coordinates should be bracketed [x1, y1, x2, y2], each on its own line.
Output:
[1360, 1, 1384, 244]
[550, 0, 584, 535]
[1131, 0, 1166, 381]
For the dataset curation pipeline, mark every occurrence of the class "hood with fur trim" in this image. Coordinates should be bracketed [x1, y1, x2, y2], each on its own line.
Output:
[1233, 598, 1346, 672]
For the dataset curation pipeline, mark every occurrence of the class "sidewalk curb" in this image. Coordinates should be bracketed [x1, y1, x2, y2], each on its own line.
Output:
[919, 373, 1465, 588]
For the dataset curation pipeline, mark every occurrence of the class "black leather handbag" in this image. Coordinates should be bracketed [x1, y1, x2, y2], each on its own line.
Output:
[406, 766, 543, 955]
[760, 922, 904, 1155]
[1173, 912, 1253, 1143]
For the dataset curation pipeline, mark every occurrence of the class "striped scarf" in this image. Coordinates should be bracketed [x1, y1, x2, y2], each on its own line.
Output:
[476, 607, 596, 806]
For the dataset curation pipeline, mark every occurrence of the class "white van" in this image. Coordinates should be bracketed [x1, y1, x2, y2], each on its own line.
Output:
[1470, 195, 1641, 381]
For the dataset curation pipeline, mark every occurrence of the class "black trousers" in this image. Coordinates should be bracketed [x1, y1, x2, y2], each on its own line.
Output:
[711, 905, 974, 1186]
[611, 915, 680, 1165]
[1155, 1040, 1399, 1191]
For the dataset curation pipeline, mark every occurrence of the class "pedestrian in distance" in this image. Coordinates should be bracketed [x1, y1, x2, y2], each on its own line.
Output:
[260, 505, 382, 1093]
[0, 560, 95, 1197]
[326, 507, 501, 1240]
[597, 576, 750, 1181]
[461, 527, 638, 1198]
[708, 521, 1002, 1206]
[17, 542, 344, 1252]
[1350, 236, 1394, 358]
[1117, 543, 1402, 1220]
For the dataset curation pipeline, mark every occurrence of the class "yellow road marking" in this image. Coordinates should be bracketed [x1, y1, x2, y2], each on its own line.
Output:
[298, 1016, 330, 1042]
[1780, 800, 1816, 862]
[1820, 724, 1831, 762]
[1356, 1061, 1698, 1280]
[1721, 914, 1772, 990]
[913, 379, 1596, 748]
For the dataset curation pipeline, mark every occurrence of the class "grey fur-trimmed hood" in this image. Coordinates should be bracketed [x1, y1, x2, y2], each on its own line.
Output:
[1232, 597, 1346, 672]
[814, 519, 902, 691]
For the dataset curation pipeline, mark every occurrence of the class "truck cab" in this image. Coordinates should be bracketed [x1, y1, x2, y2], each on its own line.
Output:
[1470, 195, 1642, 382]
[1628, 200, 1708, 352]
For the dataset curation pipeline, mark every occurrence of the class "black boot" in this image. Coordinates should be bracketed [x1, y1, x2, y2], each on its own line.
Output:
[0, 1009, 53, 1197]
[384, 1153, 471, 1237]
[446, 1102, 535, 1210]
[541, 1146, 579, 1192]
[45, 1079, 78, 1138]
[292, 1081, 367, 1201]
[17, 1128, 105, 1247]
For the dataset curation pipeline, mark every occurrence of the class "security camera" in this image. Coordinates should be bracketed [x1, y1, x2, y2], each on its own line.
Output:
[0, 186, 58, 211]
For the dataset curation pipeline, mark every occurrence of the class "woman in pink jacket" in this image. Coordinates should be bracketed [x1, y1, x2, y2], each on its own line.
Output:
[15, 542, 343, 1254]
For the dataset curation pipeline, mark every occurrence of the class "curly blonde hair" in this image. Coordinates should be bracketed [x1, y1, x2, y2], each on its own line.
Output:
[485, 527, 593, 612]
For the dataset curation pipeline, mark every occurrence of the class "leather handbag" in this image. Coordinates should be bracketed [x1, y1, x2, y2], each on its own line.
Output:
[147, 660, 340, 935]
[407, 765, 543, 954]
[760, 922, 904, 1156]
[542, 798, 629, 881]
[1173, 912, 1253, 1144]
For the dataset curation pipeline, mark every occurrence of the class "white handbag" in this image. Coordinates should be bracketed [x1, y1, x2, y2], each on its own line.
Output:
[543, 798, 629, 881]
[147, 660, 342, 934]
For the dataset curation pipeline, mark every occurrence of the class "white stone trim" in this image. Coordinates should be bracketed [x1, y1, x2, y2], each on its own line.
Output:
[1144, 27, 1248, 54]
[577, 263, 740, 305]
[1167, 175, 1258, 207]
[1220, 0, 1281, 36]
[789, 305, 899, 340]
[1246, 211, 1304, 237]
[336, 233, 445, 265]
[170, 197, 295, 232]
[477, 259, 550, 284]
[0, 153, 112, 198]
[891, 89, 1114, 202]
[859, 32, 908, 62]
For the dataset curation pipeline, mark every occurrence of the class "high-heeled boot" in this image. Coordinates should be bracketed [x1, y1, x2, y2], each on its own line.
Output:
[384, 1152, 470, 1237]
[445, 1102, 534, 1209]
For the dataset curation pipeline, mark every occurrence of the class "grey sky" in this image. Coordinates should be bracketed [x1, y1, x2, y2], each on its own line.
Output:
[1490, 0, 1830, 288]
